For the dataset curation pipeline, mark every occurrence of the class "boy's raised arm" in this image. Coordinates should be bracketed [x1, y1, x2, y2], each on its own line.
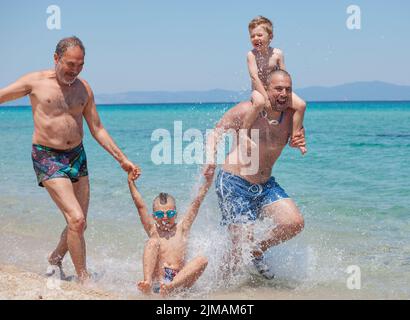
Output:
[0, 73, 34, 105]
[181, 177, 213, 233]
[128, 174, 156, 237]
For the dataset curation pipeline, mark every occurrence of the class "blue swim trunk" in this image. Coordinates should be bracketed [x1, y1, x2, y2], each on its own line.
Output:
[215, 169, 290, 226]
[152, 267, 178, 294]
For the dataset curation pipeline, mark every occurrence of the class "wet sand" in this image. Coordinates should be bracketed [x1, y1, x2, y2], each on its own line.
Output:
[0, 264, 119, 300]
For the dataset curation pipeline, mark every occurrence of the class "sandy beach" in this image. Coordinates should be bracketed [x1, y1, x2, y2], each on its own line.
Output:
[0, 263, 375, 300]
[0, 264, 119, 300]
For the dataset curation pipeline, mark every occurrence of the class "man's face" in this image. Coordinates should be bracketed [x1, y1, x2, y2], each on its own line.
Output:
[152, 202, 177, 230]
[54, 46, 84, 86]
[267, 74, 292, 111]
[249, 25, 272, 51]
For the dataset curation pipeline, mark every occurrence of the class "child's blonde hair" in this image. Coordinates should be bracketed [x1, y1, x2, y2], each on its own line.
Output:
[248, 16, 273, 38]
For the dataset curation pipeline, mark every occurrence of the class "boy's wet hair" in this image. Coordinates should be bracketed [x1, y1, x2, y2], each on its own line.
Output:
[55, 36, 85, 58]
[248, 16, 273, 38]
[153, 192, 176, 209]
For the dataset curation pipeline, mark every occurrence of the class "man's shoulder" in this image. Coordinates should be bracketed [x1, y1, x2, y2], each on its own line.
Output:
[221, 101, 252, 123]
[77, 78, 93, 97]
[232, 101, 252, 113]
[20, 70, 53, 83]
[77, 78, 91, 90]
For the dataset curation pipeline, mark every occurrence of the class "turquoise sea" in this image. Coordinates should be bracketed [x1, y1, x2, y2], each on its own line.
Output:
[0, 101, 409, 299]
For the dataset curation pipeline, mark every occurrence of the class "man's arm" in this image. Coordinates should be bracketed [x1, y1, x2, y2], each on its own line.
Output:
[0, 74, 34, 105]
[128, 174, 157, 237]
[181, 177, 213, 233]
[82, 80, 140, 176]
[276, 49, 307, 155]
[289, 127, 306, 149]
[203, 95, 264, 174]
[247, 52, 272, 109]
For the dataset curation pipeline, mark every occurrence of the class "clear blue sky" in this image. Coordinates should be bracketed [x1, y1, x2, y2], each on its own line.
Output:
[1, 0, 409, 94]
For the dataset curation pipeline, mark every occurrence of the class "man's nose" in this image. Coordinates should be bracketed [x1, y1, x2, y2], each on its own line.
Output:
[72, 65, 82, 73]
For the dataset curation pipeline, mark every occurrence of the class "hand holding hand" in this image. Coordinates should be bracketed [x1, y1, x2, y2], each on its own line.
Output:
[121, 159, 142, 180]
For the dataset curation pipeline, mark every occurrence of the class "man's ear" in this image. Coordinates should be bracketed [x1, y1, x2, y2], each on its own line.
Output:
[53, 53, 59, 65]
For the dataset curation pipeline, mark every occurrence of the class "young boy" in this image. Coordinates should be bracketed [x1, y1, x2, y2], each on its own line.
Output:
[128, 172, 212, 295]
[247, 16, 307, 154]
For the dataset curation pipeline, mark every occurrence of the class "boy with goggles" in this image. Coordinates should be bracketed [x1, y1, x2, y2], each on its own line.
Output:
[128, 172, 212, 295]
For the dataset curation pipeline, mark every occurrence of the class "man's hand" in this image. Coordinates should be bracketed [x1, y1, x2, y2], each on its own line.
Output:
[290, 127, 307, 155]
[203, 164, 216, 181]
[121, 159, 141, 180]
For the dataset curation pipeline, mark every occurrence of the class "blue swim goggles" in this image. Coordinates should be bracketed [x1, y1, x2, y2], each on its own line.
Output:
[153, 209, 177, 219]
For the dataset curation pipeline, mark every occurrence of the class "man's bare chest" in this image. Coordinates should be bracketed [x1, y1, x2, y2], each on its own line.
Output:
[31, 82, 88, 115]
[251, 114, 290, 143]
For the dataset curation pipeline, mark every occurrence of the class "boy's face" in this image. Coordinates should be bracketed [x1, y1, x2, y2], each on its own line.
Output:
[250, 25, 272, 51]
[153, 202, 177, 230]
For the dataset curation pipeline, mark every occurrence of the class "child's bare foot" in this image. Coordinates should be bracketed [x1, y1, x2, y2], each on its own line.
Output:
[137, 280, 152, 294]
[159, 283, 171, 296]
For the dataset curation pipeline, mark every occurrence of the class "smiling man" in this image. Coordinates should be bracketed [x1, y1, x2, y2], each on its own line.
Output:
[0, 36, 140, 283]
[204, 69, 306, 279]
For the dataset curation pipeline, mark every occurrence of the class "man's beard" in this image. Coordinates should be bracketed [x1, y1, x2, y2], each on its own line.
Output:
[271, 99, 290, 112]
[60, 75, 77, 86]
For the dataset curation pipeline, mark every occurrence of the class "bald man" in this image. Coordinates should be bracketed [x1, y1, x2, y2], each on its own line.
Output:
[204, 69, 306, 279]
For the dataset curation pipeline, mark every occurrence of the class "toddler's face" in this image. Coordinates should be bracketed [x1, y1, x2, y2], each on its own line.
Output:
[250, 25, 272, 50]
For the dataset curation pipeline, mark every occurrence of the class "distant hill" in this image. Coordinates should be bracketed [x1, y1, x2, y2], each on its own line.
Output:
[296, 81, 410, 101]
[96, 89, 250, 104]
[2, 81, 409, 106]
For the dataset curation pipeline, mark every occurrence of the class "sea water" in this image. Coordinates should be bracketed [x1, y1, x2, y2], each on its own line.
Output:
[0, 101, 409, 299]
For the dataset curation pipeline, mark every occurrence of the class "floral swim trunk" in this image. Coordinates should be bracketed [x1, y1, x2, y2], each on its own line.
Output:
[31, 142, 88, 187]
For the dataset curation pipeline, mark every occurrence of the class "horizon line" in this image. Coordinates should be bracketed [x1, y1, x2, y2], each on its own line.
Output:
[2, 100, 410, 108]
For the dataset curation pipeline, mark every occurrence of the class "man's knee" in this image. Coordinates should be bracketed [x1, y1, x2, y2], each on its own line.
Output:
[276, 215, 304, 236]
[293, 215, 304, 233]
[197, 256, 208, 269]
[68, 214, 86, 233]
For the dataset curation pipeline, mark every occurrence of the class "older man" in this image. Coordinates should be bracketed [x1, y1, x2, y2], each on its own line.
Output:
[0, 36, 140, 282]
[204, 69, 306, 279]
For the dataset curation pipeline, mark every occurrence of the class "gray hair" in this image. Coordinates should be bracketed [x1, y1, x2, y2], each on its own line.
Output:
[55, 36, 85, 58]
